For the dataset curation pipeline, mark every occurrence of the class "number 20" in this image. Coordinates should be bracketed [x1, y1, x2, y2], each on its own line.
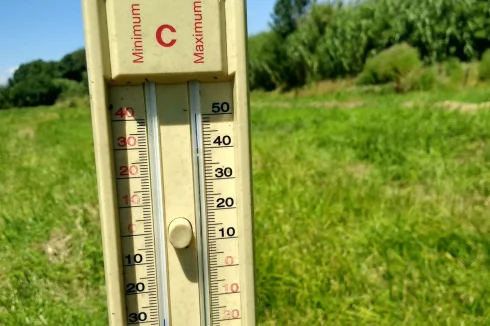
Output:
[217, 197, 234, 208]
[224, 309, 240, 319]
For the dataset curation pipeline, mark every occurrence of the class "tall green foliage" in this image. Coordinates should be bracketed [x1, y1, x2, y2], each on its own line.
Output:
[265, 0, 316, 89]
[248, 32, 283, 91]
[478, 49, 490, 81]
[2, 0, 490, 107]
[248, 0, 490, 91]
[10, 60, 59, 85]
[0, 48, 87, 109]
[58, 49, 87, 82]
[358, 43, 422, 85]
[8, 75, 63, 108]
[270, 0, 315, 39]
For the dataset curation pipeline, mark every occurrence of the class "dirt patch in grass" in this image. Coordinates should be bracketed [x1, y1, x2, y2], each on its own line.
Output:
[309, 100, 363, 109]
[251, 101, 292, 108]
[41, 229, 73, 264]
[346, 163, 371, 179]
[401, 100, 427, 109]
[295, 78, 357, 96]
[435, 100, 490, 112]
[252, 100, 363, 109]
[37, 112, 60, 122]
[68, 203, 99, 221]
[17, 127, 36, 139]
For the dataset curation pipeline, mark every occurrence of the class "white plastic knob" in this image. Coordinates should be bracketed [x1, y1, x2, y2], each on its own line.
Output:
[168, 217, 193, 249]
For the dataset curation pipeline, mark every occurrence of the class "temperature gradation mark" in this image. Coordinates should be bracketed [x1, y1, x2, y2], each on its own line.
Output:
[199, 82, 243, 325]
[109, 86, 161, 326]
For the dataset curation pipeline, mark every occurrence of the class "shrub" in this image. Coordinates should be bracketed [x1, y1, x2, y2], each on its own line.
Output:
[398, 66, 437, 93]
[8, 75, 63, 108]
[0, 86, 11, 110]
[248, 32, 283, 91]
[444, 57, 464, 83]
[478, 49, 490, 81]
[248, 0, 490, 91]
[53, 78, 87, 100]
[462, 61, 480, 87]
[357, 43, 422, 85]
[55, 96, 90, 109]
[58, 49, 87, 82]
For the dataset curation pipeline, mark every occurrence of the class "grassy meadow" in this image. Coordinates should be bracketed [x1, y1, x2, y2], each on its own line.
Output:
[2, 85, 490, 325]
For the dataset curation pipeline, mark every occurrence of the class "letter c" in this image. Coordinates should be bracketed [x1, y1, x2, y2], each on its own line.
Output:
[156, 24, 177, 48]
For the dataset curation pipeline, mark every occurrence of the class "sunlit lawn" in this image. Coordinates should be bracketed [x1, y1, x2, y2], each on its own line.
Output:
[2, 86, 490, 325]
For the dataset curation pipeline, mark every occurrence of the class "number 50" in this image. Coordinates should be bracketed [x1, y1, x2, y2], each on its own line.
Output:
[212, 102, 230, 113]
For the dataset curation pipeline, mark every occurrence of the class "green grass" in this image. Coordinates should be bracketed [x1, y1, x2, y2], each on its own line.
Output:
[2, 87, 490, 325]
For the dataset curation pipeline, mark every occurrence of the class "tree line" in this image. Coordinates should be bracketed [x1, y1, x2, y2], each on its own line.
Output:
[0, 49, 88, 109]
[2, 0, 490, 109]
[250, 0, 490, 90]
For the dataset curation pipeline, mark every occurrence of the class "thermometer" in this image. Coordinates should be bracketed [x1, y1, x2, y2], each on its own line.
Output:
[81, 1, 256, 325]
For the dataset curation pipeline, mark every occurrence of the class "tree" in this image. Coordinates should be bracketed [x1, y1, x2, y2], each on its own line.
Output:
[11, 60, 59, 84]
[8, 75, 62, 108]
[58, 48, 87, 82]
[248, 32, 284, 90]
[270, 0, 315, 39]
[0, 85, 11, 110]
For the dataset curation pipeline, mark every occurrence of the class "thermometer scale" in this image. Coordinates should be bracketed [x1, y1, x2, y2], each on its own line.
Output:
[81, 1, 256, 325]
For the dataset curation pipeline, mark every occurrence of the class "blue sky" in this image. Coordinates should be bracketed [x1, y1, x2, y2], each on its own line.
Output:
[0, 0, 276, 84]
